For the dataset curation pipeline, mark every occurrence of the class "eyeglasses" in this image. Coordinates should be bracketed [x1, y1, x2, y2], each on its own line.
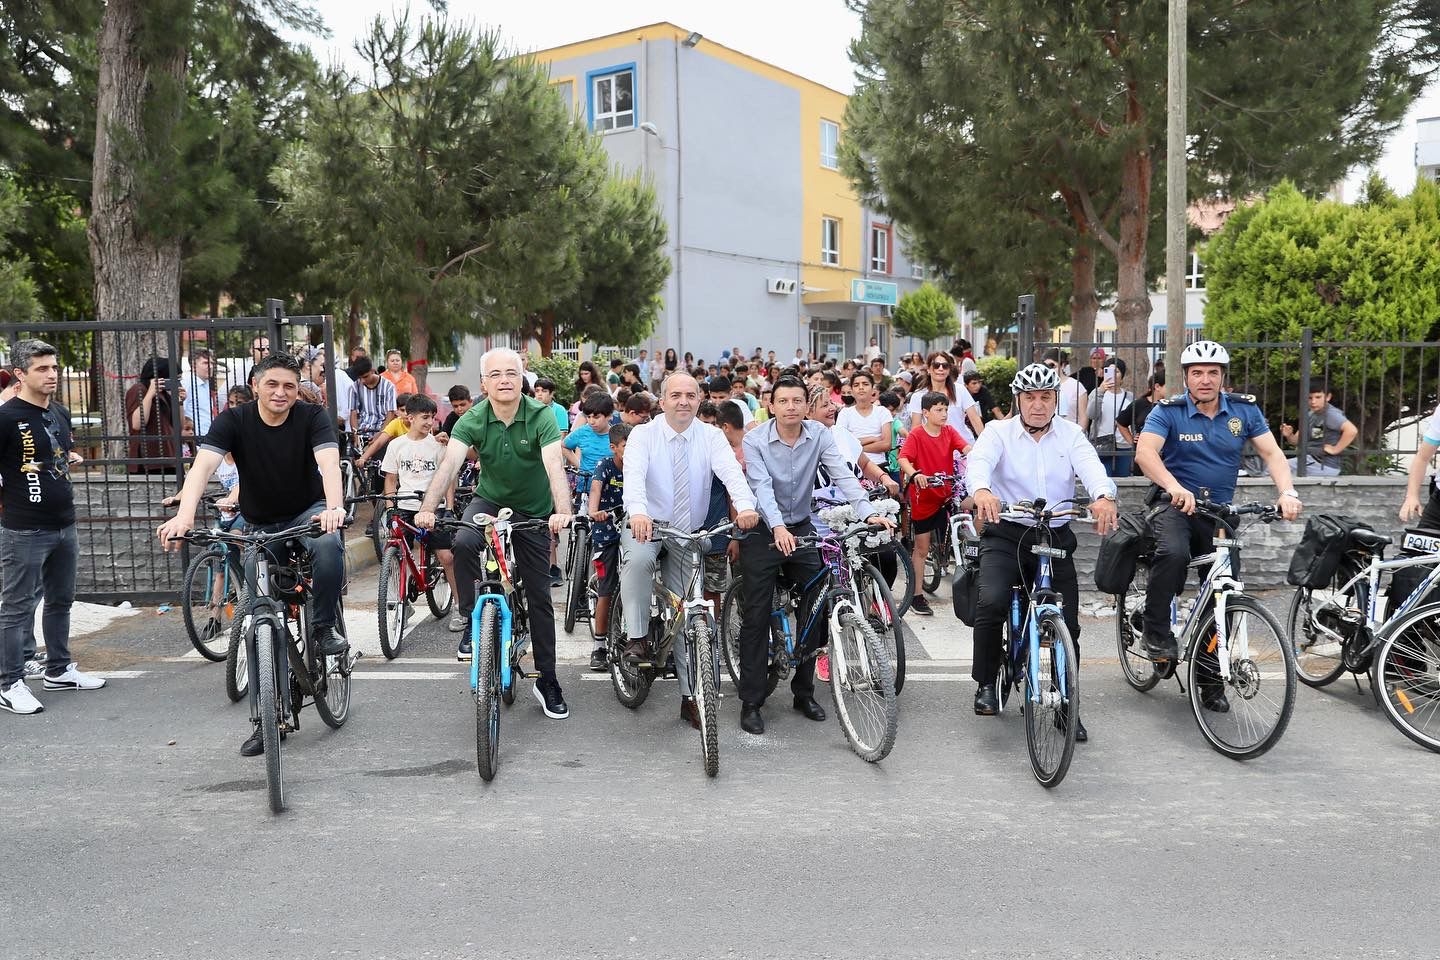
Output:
[484, 370, 522, 382]
[1044, 362, 1058, 369]
[251, 342, 270, 354]
[930, 362, 951, 370]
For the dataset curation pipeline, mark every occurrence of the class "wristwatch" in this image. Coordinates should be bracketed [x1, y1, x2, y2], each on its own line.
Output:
[1282, 490, 1301, 500]
[1096, 493, 1117, 502]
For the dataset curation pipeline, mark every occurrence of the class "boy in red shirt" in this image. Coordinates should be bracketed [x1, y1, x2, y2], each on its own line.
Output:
[899, 391, 969, 615]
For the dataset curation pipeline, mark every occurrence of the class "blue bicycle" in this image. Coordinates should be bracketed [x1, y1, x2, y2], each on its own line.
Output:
[438, 510, 551, 782]
[989, 499, 1086, 788]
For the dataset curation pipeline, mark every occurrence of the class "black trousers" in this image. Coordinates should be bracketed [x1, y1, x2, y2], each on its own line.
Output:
[737, 518, 823, 706]
[1142, 506, 1220, 652]
[971, 521, 1081, 684]
[453, 497, 558, 680]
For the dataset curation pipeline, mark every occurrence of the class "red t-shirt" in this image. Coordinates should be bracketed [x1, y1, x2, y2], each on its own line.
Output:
[901, 424, 968, 520]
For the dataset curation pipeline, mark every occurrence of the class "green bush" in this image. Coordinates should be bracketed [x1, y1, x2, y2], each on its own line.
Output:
[527, 353, 581, 406]
[977, 355, 1017, 415]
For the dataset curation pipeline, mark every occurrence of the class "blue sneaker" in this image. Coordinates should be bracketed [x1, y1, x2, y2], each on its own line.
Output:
[456, 617, 472, 662]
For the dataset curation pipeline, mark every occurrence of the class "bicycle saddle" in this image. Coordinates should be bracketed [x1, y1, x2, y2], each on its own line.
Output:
[1349, 527, 1392, 549]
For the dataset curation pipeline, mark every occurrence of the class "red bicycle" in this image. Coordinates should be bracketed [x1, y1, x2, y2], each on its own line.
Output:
[363, 494, 455, 659]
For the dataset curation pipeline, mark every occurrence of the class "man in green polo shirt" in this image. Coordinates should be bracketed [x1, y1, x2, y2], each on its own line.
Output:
[417, 347, 575, 719]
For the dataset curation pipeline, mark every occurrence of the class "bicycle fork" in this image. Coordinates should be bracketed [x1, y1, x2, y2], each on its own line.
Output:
[470, 593, 512, 693]
[828, 600, 870, 688]
[1026, 602, 1071, 708]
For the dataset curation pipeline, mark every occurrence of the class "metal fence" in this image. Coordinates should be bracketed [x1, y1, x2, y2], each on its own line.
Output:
[1040, 332, 1440, 477]
[0, 304, 337, 601]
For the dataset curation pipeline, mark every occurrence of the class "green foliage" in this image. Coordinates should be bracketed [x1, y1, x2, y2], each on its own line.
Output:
[526, 353, 581, 406]
[0, 176, 41, 322]
[976, 355, 1018, 416]
[892, 283, 960, 342]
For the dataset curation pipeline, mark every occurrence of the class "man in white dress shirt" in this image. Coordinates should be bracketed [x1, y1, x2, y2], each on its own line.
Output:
[621, 374, 759, 725]
[966, 362, 1119, 741]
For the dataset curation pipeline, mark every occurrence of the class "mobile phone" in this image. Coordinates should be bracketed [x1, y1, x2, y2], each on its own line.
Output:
[1104, 367, 1114, 385]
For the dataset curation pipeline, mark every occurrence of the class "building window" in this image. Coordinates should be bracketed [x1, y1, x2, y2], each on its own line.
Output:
[1186, 252, 1205, 290]
[589, 67, 635, 132]
[821, 217, 840, 266]
[870, 224, 891, 274]
[820, 119, 840, 169]
[911, 261, 925, 280]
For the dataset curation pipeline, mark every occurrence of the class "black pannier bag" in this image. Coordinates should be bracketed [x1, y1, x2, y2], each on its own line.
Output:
[1388, 527, 1440, 611]
[1094, 512, 1155, 595]
[952, 533, 982, 625]
[1286, 514, 1363, 588]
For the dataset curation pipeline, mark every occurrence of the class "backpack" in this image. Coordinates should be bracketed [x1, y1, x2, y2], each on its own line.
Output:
[951, 531, 982, 625]
[1094, 512, 1156, 595]
[1286, 514, 1363, 588]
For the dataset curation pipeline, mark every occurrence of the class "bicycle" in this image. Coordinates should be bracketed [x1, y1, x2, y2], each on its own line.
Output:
[984, 499, 1088, 788]
[177, 493, 244, 662]
[605, 518, 736, 777]
[357, 493, 455, 660]
[1287, 524, 1440, 752]
[178, 520, 356, 813]
[434, 510, 552, 782]
[1114, 493, 1296, 760]
[814, 496, 908, 694]
[901, 470, 966, 595]
[718, 521, 899, 762]
[561, 469, 594, 635]
[857, 485, 916, 618]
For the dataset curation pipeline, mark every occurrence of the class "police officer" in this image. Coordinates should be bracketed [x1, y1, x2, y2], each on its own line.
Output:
[968, 363, 1119, 742]
[1134, 341, 1302, 708]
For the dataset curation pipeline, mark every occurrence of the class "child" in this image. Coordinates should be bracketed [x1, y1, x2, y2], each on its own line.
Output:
[879, 390, 908, 483]
[563, 390, 615, 478]
[357, 392, 413, 469]
[439, 384, 471, 439]
[588, 422, 631, 670]
[380, 395, 460, 629]
[899, 391, 969, 616]
[533, 377, 570, 436]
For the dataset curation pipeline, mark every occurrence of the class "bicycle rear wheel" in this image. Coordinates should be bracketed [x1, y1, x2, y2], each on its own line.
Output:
[377, 547, 408, 660]
[829, 609, 898, 762]
[253, 621, 284, 813]
[720, 575, 783, 696]
[1287, 576, 1353, 688]
[424, 550, 453, 619]
[475, 602, 501, 780]
[1024, 614, 1078, 788]
[923, 530, 948, 594]
[225, 593, 251, 703]
[1187, 596, 1296, 760]
[1371, 601, 1440, 753]
[857, 562, 906, 695]
[890, 547, 916, 618]
[1115, 565, 1159, 692]
[692, 617, 721, 777]
[563, 525, 588, 634]
[182, 549, 236, 661]
[606, 591, 652, 708]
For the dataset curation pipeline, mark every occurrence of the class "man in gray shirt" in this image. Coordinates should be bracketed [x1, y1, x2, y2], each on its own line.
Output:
[735, 375, 894, 735]
[1281, 384, 1356, 476]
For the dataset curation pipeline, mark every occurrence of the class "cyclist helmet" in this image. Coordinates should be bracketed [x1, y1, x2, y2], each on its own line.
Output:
[1010, 362, 1061, 395]
[1179, 340, 1230, 368]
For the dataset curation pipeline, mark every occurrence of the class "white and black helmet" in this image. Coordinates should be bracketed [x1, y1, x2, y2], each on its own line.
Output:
[1180, 340, 1230, 368]
[1010, 362, 1061, 395]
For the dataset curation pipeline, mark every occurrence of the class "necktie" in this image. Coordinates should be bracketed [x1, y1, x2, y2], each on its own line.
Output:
[671, 433, 691, 532]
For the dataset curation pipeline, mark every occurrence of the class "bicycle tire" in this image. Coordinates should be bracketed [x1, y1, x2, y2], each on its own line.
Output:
[563, 525, 588, 634]
[225, 592, 251, 703]
[606, 590, 652, 708]
[312, 601, 351, 729]
[253, 621, 285, 813]
[1115, 566, 1160, 693]
[368, 506, 385, 563]
[857, 562, 906, 695]
[923, 533, 946, 594]
[692, 617, 720, 777]
[1287, 581, 1351, 688]
[377, 547, 408, 660]
[829, 609, 898, 762]
[720, 575, 782, 697]
[424, 549, 453, 619]
[1024, 614, 1078, 788]
[889, 546, 916, 617]
[1187, 595, 1296, 760]
[181, 549, 235, 662]
[1370, 601, 1440, 753]
[475, 602, 501, 781]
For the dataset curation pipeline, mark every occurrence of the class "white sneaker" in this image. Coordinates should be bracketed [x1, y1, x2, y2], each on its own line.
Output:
[23, 659, 43, 679]
[447, 614, 465, 633]
[42, 663, 106, 691]
[0, 680, 43, 714]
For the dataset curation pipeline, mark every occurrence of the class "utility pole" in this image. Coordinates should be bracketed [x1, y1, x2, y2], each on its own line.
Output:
[1165, 0, 1188, 389]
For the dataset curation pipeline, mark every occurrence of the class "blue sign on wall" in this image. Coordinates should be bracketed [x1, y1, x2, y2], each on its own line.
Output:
[850, 279, 899, 306]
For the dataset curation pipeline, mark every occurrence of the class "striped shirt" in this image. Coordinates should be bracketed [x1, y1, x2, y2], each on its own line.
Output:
[349, 377, 396, 433]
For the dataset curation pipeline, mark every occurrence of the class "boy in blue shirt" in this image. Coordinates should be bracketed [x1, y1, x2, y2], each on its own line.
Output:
[563, 391, 615, 480]
[587, 423, 630, 670]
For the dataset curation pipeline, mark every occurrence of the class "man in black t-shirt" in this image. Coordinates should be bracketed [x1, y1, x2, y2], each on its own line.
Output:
[158, 354, 348, 756]
[0, 339, 103, 717]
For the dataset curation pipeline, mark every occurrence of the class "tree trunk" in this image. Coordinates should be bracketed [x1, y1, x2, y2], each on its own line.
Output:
[346, 293, 361, 354]
[1069, 238, 1099, 342]
[410, 237, 429, 391]
[90, 0, 186, 463]
[1112, 144, 1154, 349]
[538, 310, 556, 357]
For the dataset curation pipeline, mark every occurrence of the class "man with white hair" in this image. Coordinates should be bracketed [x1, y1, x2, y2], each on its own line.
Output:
[416, 348, 575, 720]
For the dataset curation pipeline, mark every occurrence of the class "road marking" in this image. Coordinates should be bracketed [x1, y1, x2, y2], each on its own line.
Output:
[99, 670, 148, 679]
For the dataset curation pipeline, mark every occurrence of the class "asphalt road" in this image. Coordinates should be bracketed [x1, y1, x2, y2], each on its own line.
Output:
[1, 575, 1435, 960]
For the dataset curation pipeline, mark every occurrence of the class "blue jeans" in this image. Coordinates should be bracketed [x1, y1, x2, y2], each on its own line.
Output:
[250, 501, 344, 631]
[0, 525, 78, 686]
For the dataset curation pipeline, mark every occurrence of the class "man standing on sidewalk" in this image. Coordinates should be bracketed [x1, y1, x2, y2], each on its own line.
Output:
[0, 339, 103, 716]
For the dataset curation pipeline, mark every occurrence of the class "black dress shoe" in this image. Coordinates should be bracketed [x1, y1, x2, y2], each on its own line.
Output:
[974, 683, 998, 716]
[240, 726, 264, 757]
[680, 697, 700, 730]
[1074, 716, 1088, 743]
[740, 703, 765, 735]
[314, 625, 349, 656]
[1201, 687, 1231, 713]
[792, 696, 826, 722]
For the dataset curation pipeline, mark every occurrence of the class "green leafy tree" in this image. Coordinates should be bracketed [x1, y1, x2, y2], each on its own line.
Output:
[1203, 177, 1440, 471]
[892, 283, 960, 343]
[0, 175, 41, 322]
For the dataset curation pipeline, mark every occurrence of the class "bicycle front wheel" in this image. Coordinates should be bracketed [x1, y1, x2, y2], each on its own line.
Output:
[1287, 579, 1352, 688]
[857, 562, 906, 695]
[1024, 614, 1078, 788]
[225, 593, 251, 703]
[563, 525, 588, 634]
[424, 550, 453, 619]
[691, 617, 721, 777]
[890, 547, 916, 618]
[378, 547, 408, 660]
[253, 622, 284, 813]
[720, 575, 783, 696]
[1115, 564, 1159, 692]
[475, 602, 501, 780]
[1187, 596, 1296, 760]
[1371, 601, 1440, 753]
[923, 531, 948, 594]
[829, 609, 898, 762]
[182, 549, 236, 661]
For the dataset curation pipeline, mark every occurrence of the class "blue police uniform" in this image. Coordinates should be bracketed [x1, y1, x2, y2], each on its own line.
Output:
[1139, 391, 1270, 667]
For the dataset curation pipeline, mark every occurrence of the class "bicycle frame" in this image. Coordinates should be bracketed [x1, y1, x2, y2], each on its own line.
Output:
[384, 508, 438, 600]
[1001, 528, 1074, 708]
[1312, 547, 1440, 650]
[780, 527, 876, 687]
[646, 525, 727, 675]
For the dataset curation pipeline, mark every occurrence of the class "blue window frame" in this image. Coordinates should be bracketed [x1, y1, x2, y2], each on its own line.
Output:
[585, 63, 637, 133]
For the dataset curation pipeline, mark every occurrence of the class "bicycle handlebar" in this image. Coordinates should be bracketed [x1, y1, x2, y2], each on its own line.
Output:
[996, 497, 1093, 525]
[1153, 491, 1280, 523]
[172, 520, 325, 548]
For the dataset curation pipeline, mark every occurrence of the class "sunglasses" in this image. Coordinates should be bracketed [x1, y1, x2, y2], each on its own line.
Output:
[930, 362, 951, 370]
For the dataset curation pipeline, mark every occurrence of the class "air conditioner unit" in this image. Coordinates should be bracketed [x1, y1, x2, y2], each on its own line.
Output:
[766, 277, 798, 295]
[878, 304, 893, 318]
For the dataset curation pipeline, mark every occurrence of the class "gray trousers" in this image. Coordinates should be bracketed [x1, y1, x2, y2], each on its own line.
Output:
[0, 525, 78, 687]
[619, 528, 697, 697]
